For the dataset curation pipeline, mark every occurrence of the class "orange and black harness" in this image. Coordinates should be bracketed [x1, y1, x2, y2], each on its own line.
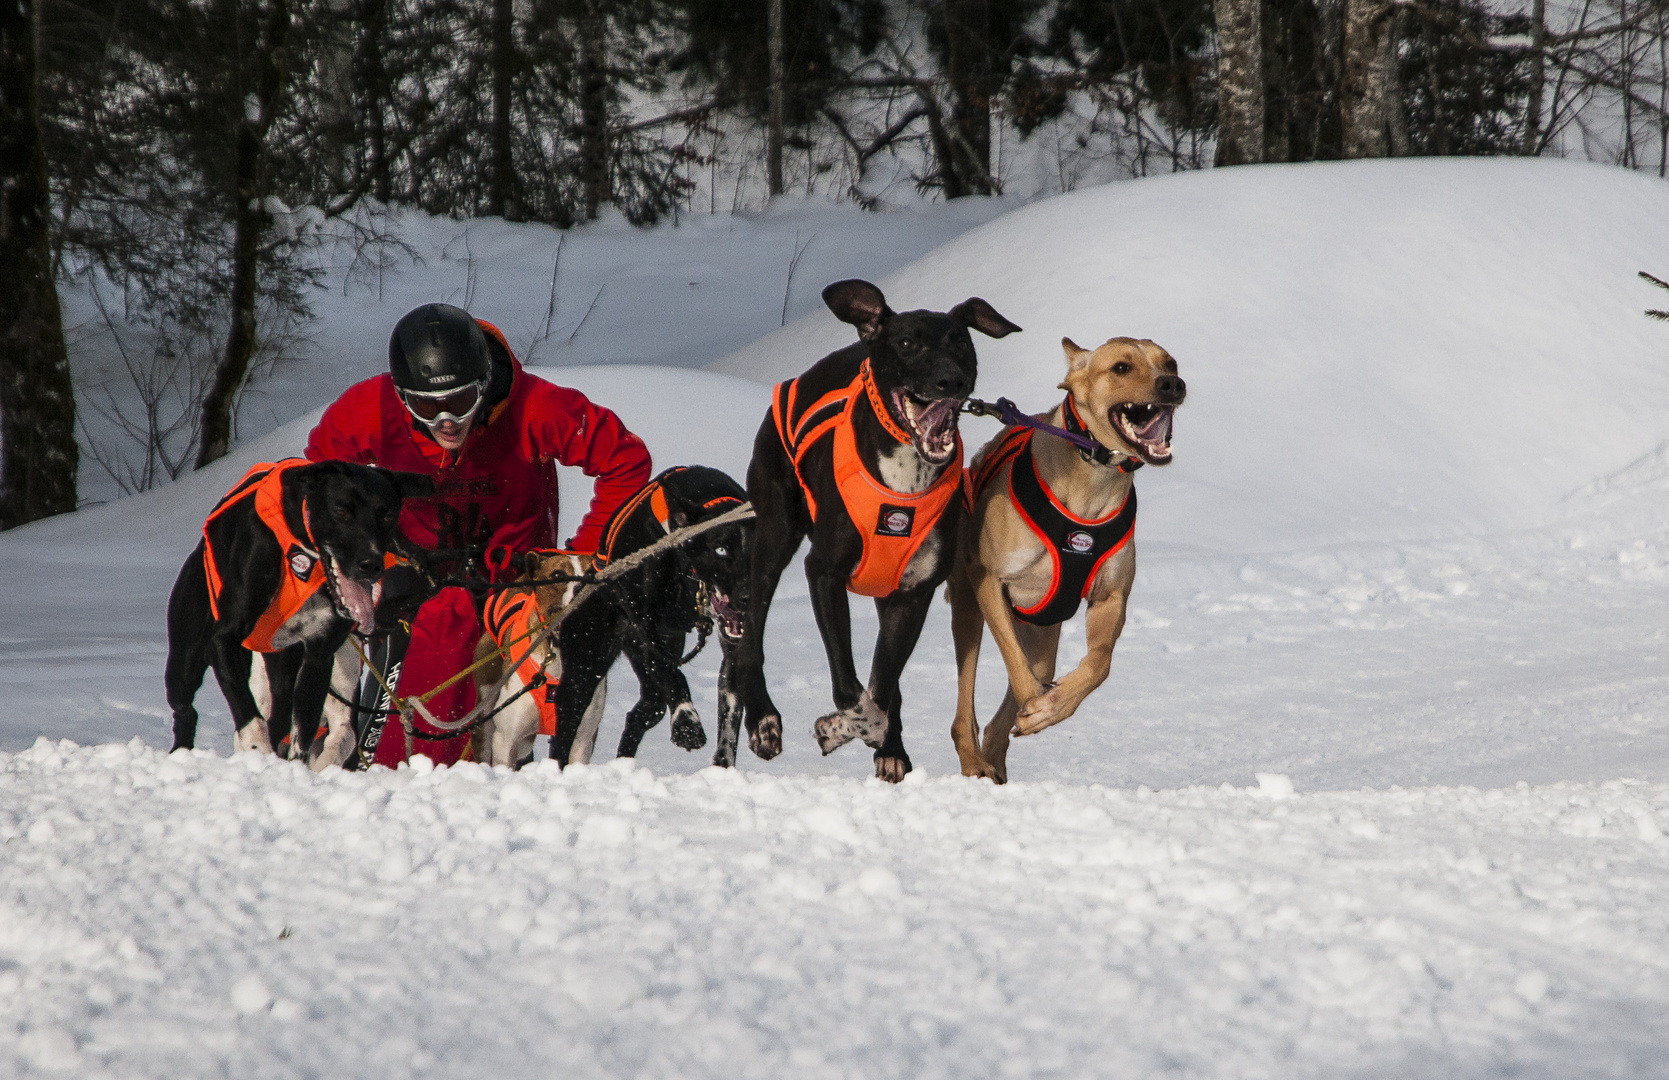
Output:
[481, 580, 563, 736]
[594, 466, 744, 568]
[771, 360, 963, 597]
[202, 459, 337, 653]
[965, 404, 1138, 627]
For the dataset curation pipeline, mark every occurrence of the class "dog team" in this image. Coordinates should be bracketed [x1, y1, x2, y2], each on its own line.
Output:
[165, 280, 1186, 785]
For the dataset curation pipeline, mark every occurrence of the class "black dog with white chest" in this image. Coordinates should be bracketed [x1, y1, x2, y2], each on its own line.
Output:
[165, 459, 431, 760]
[735, 279, 1020, 781]
[548, 465, 753, 767]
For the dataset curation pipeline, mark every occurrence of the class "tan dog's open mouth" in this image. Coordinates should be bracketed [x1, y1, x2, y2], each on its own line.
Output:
[1110, 402, 1176, 465]
[891, 389, 961, 463]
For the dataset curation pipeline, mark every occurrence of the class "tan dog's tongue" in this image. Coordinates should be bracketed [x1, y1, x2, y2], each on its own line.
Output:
[334, 571, 376, 631]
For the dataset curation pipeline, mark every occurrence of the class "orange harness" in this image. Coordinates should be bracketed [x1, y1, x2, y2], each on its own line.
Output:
[771, 361, 963, 597]
[481, 560, 568, 736]
[202, 459, 332, 654]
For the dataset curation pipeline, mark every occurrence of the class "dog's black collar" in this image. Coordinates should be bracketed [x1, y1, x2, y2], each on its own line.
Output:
[1062, 396, 1143, 473]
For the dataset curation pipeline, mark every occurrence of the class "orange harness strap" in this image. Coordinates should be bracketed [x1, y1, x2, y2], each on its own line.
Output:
[201, 459, 330, 654]
[482, 577, 561, 736]
[772, 362, 963, 597]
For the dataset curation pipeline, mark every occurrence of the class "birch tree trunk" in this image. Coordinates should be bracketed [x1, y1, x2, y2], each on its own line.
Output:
[0, 0, 78, 525]
[197, 0, 293, 470]
[1214, 0, 1265, 165]
[1339, 0, 1392, 158]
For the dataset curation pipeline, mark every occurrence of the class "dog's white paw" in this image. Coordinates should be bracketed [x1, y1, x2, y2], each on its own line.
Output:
[233, 721, 274, 754]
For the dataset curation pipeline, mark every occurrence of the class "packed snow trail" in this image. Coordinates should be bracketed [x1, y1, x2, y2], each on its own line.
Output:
[3, 741, 1667, 1079]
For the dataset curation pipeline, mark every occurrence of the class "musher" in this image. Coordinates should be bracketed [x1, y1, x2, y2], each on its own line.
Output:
[305, 302, 652, 767]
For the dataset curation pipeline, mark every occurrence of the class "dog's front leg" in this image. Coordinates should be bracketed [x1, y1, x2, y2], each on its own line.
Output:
[712, 637, 744, 768]
[860, 587, 939, 782]
[970, 563, 1052, 710]
[1014, 581, 1130, 737]
[804, 551, 874, 757]
[290, 628, 351, 762]
[207, 631, 271, 752]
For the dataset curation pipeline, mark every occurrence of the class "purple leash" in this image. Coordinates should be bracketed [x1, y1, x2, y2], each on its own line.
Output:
[962, 397, 1137, 471]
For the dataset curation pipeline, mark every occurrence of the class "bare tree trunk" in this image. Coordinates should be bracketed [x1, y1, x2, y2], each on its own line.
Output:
[1522, 0, 1546, 154]
[1214, 0, 1265, 165]
[577, 1, 608, 220]
[1384, 8, 1409, 156]
[1339, 0, 1391, 158]
[941, 0, 995, 197]
[0, 0, 78, 525]
[766, 0, 785, 196]
[490, 0, 515, 218]
[197, 0, 292, 470]
[1262, 0, 1291, 163]
[358, 0, 391, 202]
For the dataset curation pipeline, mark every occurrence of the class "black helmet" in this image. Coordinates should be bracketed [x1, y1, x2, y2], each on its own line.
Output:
[388, 304, 489, 393]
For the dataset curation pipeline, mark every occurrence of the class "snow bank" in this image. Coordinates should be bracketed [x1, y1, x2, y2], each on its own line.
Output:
[715, 159, 1669, 553]
[3, 740, 1666, 1079]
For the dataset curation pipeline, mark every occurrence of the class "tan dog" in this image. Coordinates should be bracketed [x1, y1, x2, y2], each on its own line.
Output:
[470, 551, 603, 767]
[947, 337, 1185, 783]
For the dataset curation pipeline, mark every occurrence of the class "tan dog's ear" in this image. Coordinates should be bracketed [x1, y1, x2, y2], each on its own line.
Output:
[1061, 337, 1092, 373]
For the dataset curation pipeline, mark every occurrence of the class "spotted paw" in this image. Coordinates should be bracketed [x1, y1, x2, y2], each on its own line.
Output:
[670, 704, 707, 751]
[813, 710, 859, 755]
[748, 714, 782, 760]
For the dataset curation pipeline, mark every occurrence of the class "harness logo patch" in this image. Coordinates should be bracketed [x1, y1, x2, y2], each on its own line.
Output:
[1064, 530, 1094, 555]
[287, 545, 316, 579]
[876, 505, 915, 537]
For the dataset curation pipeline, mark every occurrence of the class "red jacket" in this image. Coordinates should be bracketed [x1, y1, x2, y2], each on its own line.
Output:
[305, 327, 651, 557]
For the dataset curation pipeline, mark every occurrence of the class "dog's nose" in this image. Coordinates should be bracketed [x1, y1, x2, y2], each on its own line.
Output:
[355, 555, 383, 579]
[936, 373, 972, 398]
[1155, 375, 1186, 402]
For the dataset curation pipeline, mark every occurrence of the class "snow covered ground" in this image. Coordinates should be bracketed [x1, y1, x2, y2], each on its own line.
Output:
[5, 159, 1669, 1076]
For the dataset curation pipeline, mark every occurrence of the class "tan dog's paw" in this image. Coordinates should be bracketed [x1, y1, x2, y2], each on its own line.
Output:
[748, 714, 782, 760]
[1014, 682, 1071, 736]
[956, 747, 1000, 781]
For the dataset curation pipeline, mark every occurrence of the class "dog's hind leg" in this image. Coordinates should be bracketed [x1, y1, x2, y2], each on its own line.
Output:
[165, 643, 209, 752]
[738, 422, 805, 762]
[947, 566, 999, 781]
[570, 675, 605, 765]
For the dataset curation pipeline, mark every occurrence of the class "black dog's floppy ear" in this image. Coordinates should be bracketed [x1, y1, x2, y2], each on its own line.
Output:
[822, 279, 892, 340]
[385, 470, 434, 500]
[950, 297, 1022, 339]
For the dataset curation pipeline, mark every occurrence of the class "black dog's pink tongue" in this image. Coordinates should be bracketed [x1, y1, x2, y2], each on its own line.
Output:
[917, 398, 959, 437]
[333, 571, 376, 631]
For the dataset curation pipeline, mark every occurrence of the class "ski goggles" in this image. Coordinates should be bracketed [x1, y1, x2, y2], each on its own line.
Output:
[399, 380, 487, 425]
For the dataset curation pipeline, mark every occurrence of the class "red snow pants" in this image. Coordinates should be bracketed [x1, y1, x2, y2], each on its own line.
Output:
[370, 586, 479, 767]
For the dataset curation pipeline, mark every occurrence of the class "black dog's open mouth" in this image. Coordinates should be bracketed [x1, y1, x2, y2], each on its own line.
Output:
[326, 559, 378, 631]
[709, 591, 745, 639]
[1109, 402, 1177, 465]
[889, 388, 961, 464]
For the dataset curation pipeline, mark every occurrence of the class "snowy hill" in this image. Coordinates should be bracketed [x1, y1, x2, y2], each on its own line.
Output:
[5, 159, 1669, 1078]
[717, 158, 1669, 552]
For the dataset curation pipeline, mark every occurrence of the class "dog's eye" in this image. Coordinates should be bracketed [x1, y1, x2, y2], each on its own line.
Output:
[895, 337, 916, 353]
[714, 546, 728, 557]
[333, 506, 353, 521]
[1113, 361, 1132, 375]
